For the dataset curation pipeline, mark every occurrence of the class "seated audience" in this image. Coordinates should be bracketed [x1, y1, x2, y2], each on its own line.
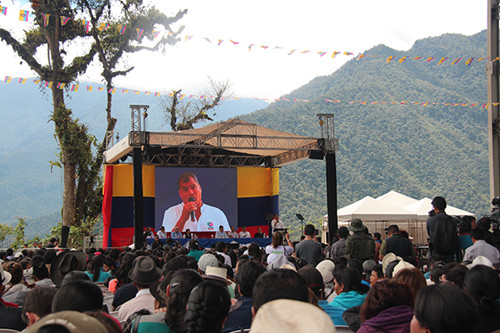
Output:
[185, 280, 231, 333]
[22, 287, 57, 329]
[223, 261, 267, 332]
[0, 264, 26, 330]
[26, 311, 107, 333]
[393, 268, 427, 303]
[86, 254, 112, 283]
[2, 261, 28, 305]
[411, 283, 480, 333]
[463, 228, 500, 265]
[358, 280, 414, 333]
[52, 280, 103, 312]
[440, 262, 468, 288]
[464, 264, 500, 332]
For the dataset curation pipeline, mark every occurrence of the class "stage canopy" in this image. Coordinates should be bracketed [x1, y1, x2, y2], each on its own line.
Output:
[104, 118, 323, 167]
[403, 197, 475, 221]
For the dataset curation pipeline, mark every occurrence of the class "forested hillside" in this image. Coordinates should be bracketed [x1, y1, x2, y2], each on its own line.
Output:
[242, 31, 490, 234]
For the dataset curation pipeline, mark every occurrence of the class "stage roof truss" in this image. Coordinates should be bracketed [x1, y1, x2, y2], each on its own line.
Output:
[104, 119, 322, 167]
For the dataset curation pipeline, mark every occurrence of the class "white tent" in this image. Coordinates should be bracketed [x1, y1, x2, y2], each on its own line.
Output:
[403, 197, 475, 221]
[336, 196, 418, 222]
[376, 190, 419, 208]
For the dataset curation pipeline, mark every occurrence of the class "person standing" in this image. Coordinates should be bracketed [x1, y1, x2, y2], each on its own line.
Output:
[343, 218, 375, 262]
[426, 196, 459, 263]
[379, 224, 416, 261]
[295, 224, 323, 265]
[271, 214, 285, 233]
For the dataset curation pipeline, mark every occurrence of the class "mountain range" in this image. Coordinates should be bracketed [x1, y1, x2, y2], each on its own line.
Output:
[0, 29, 491, 240]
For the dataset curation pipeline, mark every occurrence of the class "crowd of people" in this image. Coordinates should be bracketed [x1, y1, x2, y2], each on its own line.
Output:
[0, 196, 499, 332]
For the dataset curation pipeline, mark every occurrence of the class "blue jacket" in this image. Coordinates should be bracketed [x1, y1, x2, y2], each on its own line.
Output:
[328, 291, 367, 326]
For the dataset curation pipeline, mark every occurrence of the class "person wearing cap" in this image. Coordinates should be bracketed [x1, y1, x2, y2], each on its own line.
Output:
[118, 256, 162, 324]
[379, 224, 416, 261]
[162, 172, 230, 232]
[0, 263, 26, 330]
[295, 224, 323, 265]
[344, 218, 375, 262]
[26, 311, 107, 333]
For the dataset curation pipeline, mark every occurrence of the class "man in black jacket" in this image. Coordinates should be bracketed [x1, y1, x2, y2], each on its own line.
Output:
[379, 224, 416, 261]
[426, 196, 458, 263]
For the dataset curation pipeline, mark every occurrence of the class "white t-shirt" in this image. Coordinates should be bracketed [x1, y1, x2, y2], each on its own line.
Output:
[271, 219, 285, 232]
[156, 230, 167, 239]
[162, 203, 230, 232]
[265, 245, 294, 264]
[228, 231, 239, 238]
[239, 231, 251, 238]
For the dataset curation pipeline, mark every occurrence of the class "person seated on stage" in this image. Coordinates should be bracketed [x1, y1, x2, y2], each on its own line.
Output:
[215, 225, 228, 239]
[239, 226, 251, 238]
[254, 227, 265, 238]
[184, 228, 193, 239]
[162, 172, 230, 232]
[228, 226, 239, 238]
[143, 227, 154, 239]
[171, 226, 183, 239]
[156, 226, 167, 239]
[151, 235, 163, 250]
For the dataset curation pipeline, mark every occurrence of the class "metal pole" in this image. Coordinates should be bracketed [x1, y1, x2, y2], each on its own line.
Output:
[487, 0, 500, 199]
[326, 152, 338, 238]
[133, 147, 144, 248]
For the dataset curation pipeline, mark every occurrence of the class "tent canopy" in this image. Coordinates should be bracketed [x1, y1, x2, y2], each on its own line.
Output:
[375, 190, 419, 208]
[404, 197, 475, 221]
[336, 196, 418, 222]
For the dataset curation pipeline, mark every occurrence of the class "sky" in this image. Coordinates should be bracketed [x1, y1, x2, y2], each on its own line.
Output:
[0, 0, 488, 100]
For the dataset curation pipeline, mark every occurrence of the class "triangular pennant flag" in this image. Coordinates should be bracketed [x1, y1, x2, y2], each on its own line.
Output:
[184, 35, 193, 41]
[152, 30, 161, 38]
[230, 39, 239, 45]
[19, 9, 29, 21]
[398, 56, 407, 63]
[42, 13, 50, 26]
[117, 25, 126, 34]
[331, 51, 340, 58]
[97, 87, 104, 91]
[82, 19, 90, 33]
[109, 88, 116, 94]
[4, 76, 12, 83]
[204, 37, 211, 43]
[57, 82, 66, 89]
[154, 92, 160, 97]
[438, 57, 448, 65]
[86, 86, 93, 91]
[386, 56, 394, 63]
[61, 16, 70, 25]
[451, 57, 462, 65]
[70, 84, 79, 92]
[18, 78, 26, 84]
[465, 57, 475, 66]
[145, 91, 151, 95]
[288, 49, 297, 55]
[0, 6, 7, 16]
[217, 39, 224, 46]
[248, 44, 255, 51]
[343, 52, 353, 56]
[426, 57, 435, 62]
[318, 51, 327, 57]
[357, 54, 365, 60]
[98, 23, 109, 31]
[45, 81, 53, 88]
[136, 28, 144, 39]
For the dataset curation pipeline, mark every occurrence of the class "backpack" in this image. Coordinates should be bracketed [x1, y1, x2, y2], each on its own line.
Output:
[432, 215, 458, 255]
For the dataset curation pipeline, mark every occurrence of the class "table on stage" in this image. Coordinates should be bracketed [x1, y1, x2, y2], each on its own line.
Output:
[148, 237, 271, 248]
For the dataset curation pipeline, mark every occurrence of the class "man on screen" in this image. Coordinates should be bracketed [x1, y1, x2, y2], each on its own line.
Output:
[162, 172, 230, 232]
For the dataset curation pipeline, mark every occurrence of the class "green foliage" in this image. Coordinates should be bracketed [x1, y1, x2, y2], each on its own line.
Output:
[11, 217, 27, 250]
[242, 31, 490, 236]
[0, 223, 13, 247]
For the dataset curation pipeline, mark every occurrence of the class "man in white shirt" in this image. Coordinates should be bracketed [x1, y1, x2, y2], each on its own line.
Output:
[118, 256, 162, 324]
[464, 228, 500, 265]
[162, 172, 230, 232]
[215, 225, 228, 238]
[156, 226, 167, 239]
[239, 226, 251, 238]
[271, 215, 285, 233]
[228, 226, 239, 238]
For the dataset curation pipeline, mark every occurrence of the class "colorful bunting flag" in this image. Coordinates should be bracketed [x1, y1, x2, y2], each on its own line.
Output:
[70, 84, 79, 92]
[343, 52, 353, 56]
[145, 91, 151, 95]
[109, 88, 116, 94]
[122, 89, 128, 93]
[184, 35, 193, 41]
[204, 37, 211, 43]
[438, 57, 448, 65]
[386, 56, 394, 64]
[248, 44, 254, 51]
[261, 45, 269, 49]
[451, 57, 462, 65]
[134, 90, 140, 94]
[301, 50, 310, 54]
[152, 30, 161, 38]
[217, 39, 224, 46]
[426, 57, 435, 62]
[18, 78, 26, 84]
[98, 23, 109, 31]
[45, 81, 53, 88]
[61, 16, 70, 26]
[4, 76, 12, 83]
[465, 57, 475, 66]
[154, 92, 160, 97]
[136, 28, 144, 39]
[398, 56, 407, 64]
[288, 49, 297, 56]
[230, 40, 239, 45]
[97, 87, 104, 91]
[33, 79, 41, 84]
[19, 9, 29, 22]
[42, 13, 50, 27]
[57, 82, 66, 89]
[357, 54, 365, 60]
[86, 86, 93, 91]
[117, 25, 126, 34]
[414, 56, 422, 60]
[0, 6, 7, 16]
[82, 19, 90, 33]
[331, 51, 340, 58]
[318, 52, 327, 57]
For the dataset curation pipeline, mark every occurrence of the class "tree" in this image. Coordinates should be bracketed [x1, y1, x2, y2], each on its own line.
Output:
[162, 78, 231, 131]
[0, 0, 186, 245]
[0, 223, 13, 248]
[11, 218, 27, 250]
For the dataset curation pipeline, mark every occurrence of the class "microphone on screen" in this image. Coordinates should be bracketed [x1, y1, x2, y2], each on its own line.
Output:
[189, 197, 196, 222]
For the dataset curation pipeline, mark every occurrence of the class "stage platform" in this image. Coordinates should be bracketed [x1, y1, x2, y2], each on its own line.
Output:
[148, 237, 271, 249]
